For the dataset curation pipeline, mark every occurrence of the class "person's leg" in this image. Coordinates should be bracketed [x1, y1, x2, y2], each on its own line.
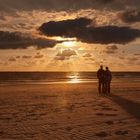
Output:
[108, 82, 111, 93]
[102, 82, 106, 94]
[102, 82, 104, 93]
[104, 82, 107, 94]
[98, 80, 101, 94]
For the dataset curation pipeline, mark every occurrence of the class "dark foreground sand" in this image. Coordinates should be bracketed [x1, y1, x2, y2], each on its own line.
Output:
[0, 82, 140, 140]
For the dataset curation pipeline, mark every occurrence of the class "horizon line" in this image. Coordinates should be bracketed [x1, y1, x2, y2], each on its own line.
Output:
[0, 71, 140, 72]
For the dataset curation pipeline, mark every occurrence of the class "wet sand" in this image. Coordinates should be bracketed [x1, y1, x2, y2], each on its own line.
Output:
[0, 82, 140, 140]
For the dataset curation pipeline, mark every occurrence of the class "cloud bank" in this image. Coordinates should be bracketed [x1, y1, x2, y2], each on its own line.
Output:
[0, 0, 123, 12]
[0, 31, 59, 49]
[39, 18, 140, 44]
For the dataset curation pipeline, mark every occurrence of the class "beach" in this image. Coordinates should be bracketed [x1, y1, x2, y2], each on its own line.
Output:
[0, 81, 140, 140]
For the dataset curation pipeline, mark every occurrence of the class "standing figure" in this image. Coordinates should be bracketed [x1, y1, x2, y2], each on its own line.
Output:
[105, 67, 112, 94]
[97, 65, 106, 94]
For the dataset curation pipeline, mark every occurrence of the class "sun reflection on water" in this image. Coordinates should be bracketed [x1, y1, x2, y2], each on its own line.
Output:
[67, 72, 81, 83]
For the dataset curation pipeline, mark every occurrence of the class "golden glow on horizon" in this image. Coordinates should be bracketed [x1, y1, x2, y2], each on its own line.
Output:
[67, 73, 81, 83]
[63, 41, 76, 47]
[50, 36, 77, 41]
[68, 78, 80, 83]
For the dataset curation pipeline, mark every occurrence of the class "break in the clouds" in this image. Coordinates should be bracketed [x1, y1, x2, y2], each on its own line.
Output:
[0, 31, 60, 49]
[39, 18, 140, 45]
[119, 9, 140, 23]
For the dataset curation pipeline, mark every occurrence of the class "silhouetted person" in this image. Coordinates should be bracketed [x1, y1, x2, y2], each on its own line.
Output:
[97, 65, 106, 94]
[105, 67, 112, 94]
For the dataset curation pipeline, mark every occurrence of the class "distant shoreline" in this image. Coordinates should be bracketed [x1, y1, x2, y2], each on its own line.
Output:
[0, 71, 140, 73]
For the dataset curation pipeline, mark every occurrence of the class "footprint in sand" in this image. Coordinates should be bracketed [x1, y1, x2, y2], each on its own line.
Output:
[95, 131, 108, 138]
[105, 113, 118, 116]
[115, 130, 129, 135]
[96, 113, 104, 116]
[65, 126, 72, 131]
[101, 107, 112, 110]
[96, 113, 117, 116]
[67, 105, 75, 111]
[136, 134, 140, 140]
[105, 121, 114, 125]
[101, 107, 118, 111]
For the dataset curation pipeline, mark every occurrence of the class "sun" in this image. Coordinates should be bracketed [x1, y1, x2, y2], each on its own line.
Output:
[63, 41, 76, 47]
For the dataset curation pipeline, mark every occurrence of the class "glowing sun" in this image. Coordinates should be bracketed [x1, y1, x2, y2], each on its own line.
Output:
[63, 41, 76, 47]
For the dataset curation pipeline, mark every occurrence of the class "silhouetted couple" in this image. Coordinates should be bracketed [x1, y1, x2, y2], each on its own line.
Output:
[97, 65, 112, 94]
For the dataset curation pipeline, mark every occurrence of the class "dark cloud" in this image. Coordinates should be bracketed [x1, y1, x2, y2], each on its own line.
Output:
[39, 18, 140, 45]
[0, 31, 60, 49]
[55, 49, 77, 60]
[119, 9, 140, 23]
[39, 18, 92, 37]
[99, 0, 115, 4]
[0, 0, 124, 13]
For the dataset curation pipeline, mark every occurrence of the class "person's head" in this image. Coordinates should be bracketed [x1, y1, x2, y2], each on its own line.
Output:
[106, 67, 109, 70]
[100, 65, 103, 69]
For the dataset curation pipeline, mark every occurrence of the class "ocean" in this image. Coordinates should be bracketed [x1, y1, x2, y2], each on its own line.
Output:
[0, 72, 140, 85]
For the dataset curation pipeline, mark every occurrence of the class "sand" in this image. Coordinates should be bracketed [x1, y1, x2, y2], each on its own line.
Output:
[0, 82, 140, 140]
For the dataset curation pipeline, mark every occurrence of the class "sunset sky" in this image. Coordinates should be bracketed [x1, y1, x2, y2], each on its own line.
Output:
[0, 0, 140, 71]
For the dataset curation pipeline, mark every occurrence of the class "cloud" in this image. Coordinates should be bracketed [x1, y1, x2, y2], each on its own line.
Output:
[119, 9, 140, 23]
[39, 18, 140, 44]
[83, 53, 92, 57]
[39, 18, 92, 37]
[8, 57, 16, 62]
[103, 50, 116, 54]
[103, 45, 118, 54]
[34, 52, 44, 59]
[0, 0, 123, 12]
[0, 31, 59, 49]
[0, 14, 6, 21]
[134, 53, 140, 56]
[106, 45, 118, 50]
[55, 49, 77, 60]
[119, 56, 125, 60]
[128, 57, 139, 61]
[99, 0, 115, 4]
[16, 56, 21, 59]
[22, 55, 32, 59]
[127, 57, 139, 65]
